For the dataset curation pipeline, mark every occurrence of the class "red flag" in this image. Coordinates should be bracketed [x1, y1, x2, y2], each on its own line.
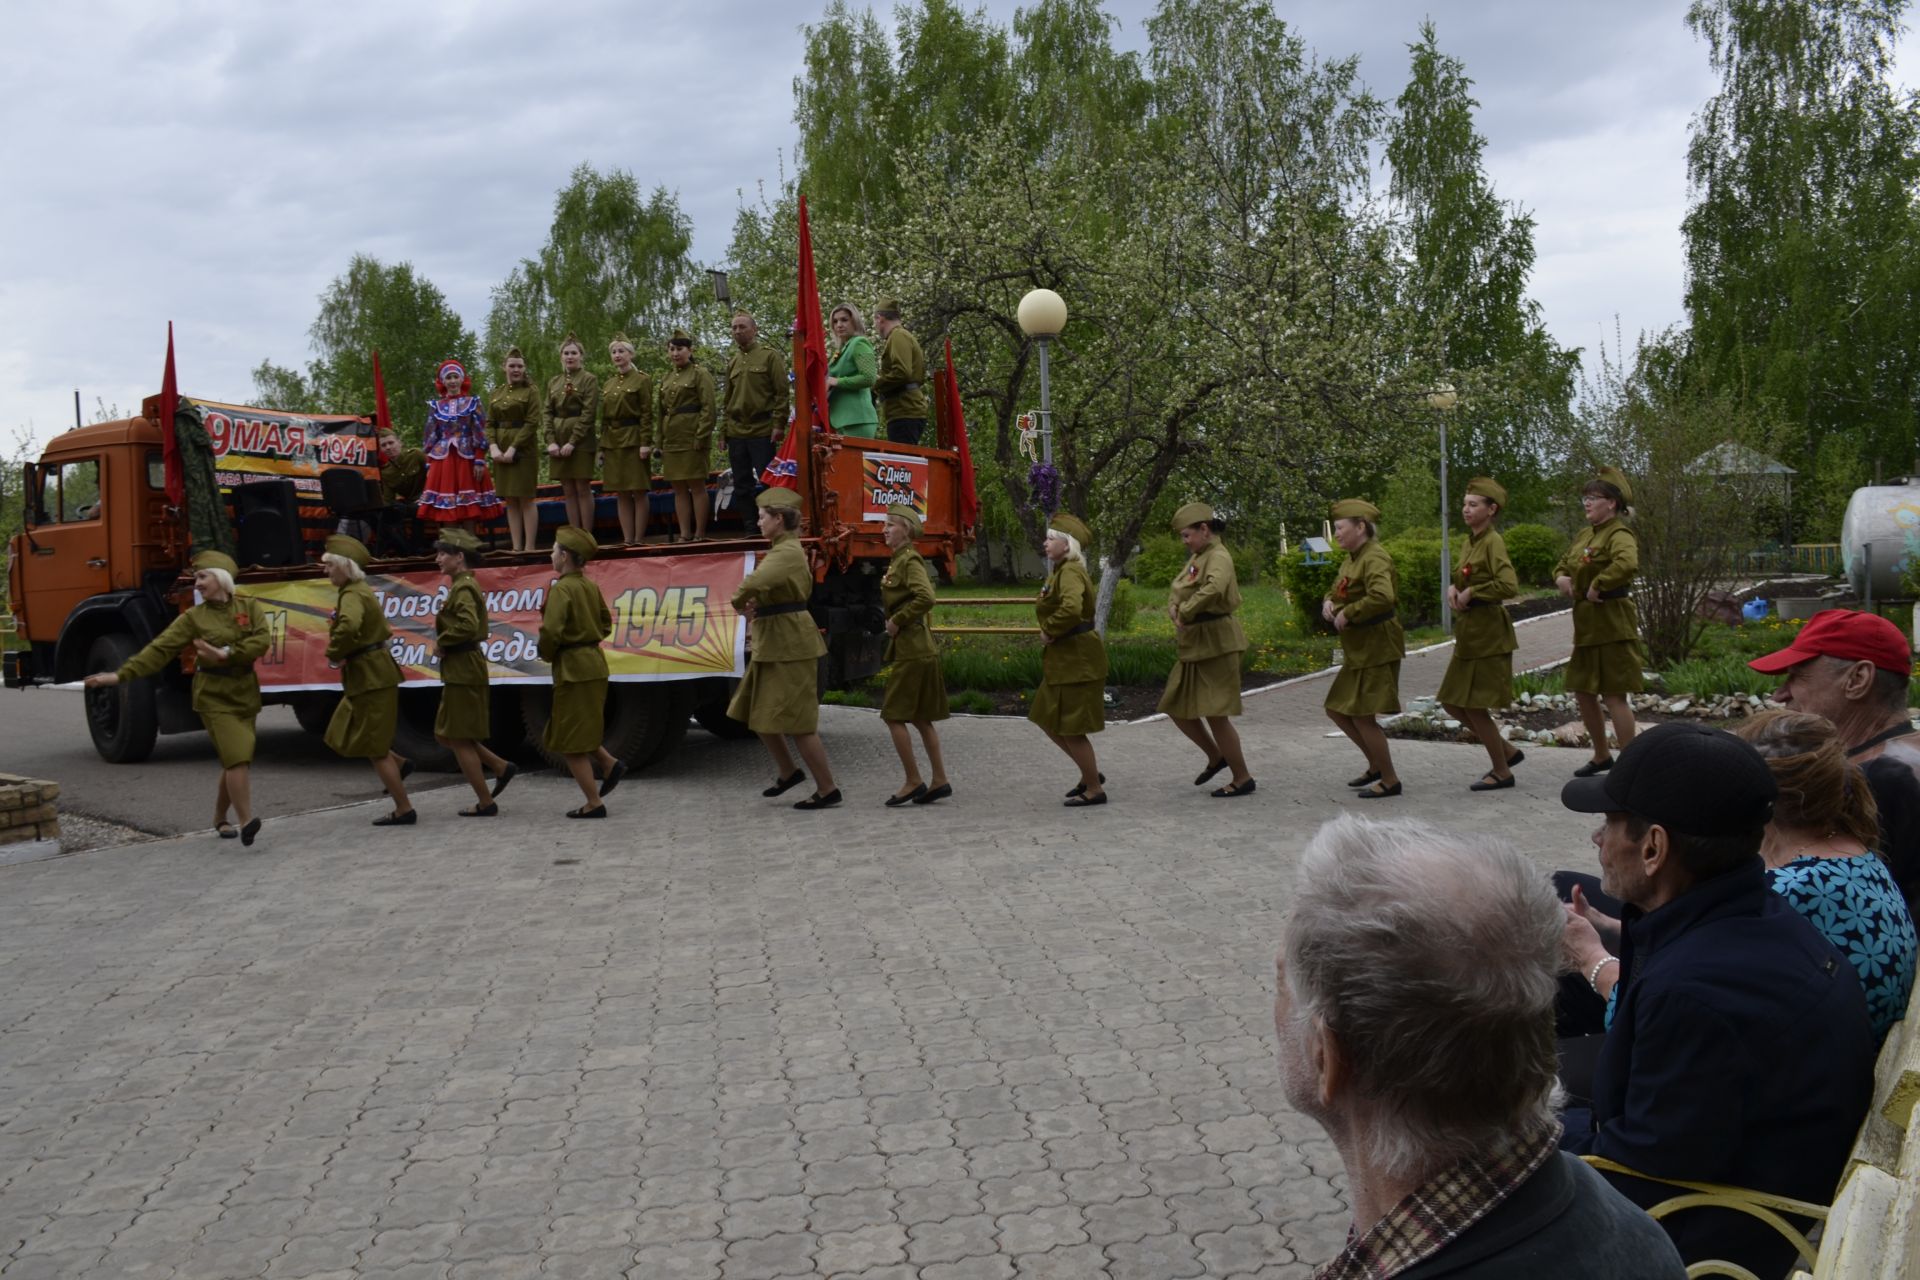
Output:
[371, 349, 393, 432]
[158, 322, 184, 507]
[938, 339, 980, 532]
[765, 194, 833, 495]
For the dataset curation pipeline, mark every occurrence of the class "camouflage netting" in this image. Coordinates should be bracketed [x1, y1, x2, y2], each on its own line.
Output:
[175, 401, 234, 558]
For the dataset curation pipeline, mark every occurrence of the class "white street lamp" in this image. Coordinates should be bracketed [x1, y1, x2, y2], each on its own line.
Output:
[1427, 382, 1459, 636]
[1017, 290, 1068, 492]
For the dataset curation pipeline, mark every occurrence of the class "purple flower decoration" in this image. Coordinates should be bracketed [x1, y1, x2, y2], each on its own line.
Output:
[1024, 462, 1061, 514]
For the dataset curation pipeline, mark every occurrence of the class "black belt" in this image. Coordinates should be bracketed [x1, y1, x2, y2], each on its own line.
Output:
[342, 640, 387, 662]
[439, 641, 481, 657]
[1349, 612, 1394, 628]
[735, 412, 775, 424]
[554, 641, 601, 653]
[1463, 598, 1491, 609]
[1188, 611, 1229, 624]
[1060, 620, 1095, 638]
[1596, 587, 1631, 601]
[756, 601, 810, 617]
[669, 406, 703, 417]
[607, 417, 645, 427]
[878, 382, 922, 400]
[196, 664, 253, 678]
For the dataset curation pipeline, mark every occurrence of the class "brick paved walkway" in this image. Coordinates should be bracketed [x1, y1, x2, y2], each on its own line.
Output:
[1, 613, 1600, 1278]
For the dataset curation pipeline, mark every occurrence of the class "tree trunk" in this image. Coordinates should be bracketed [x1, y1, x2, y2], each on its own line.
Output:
[1093, 552, 1127, 634]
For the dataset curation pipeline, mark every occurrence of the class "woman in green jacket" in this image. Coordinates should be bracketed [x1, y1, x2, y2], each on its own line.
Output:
[320, 535, 415, 825]
[730, 487, 840, 808]
[599, 332, 655, 545]
[1322, 499, 1405, 799]
[1555, 466, 1642, 776]
[431, 529, 516, 815]
[545, 334, 601, 533]
[487, 347, 542, 551]
[83, 550, 271, 845]
[1030, 513, 1108, 807]
[539, 525, 625, 818]
[825, 304, 880, 439]
[1160, 501, 1253, 798]
[1438, 478, 1526, 791]
[880, 504, 951, 806]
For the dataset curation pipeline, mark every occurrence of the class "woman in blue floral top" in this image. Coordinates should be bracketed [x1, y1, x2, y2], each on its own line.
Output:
[1738, 710, 1917, 1044]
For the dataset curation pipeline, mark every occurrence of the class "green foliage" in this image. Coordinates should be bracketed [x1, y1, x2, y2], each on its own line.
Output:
[1128, 536, 1187, 589]
[1658, 656, 1777, 700]
[1105, 577, 1138, 634]
[948, 690, 995, 714]
[1379, 453, 1440, 534]
[1502, 523, 1566, 585]
[1381, 536, 1444, 629]
[821, 688, 874, 708]
[1277, 547, 1344, 632]
[1512, 667, 1564, 699]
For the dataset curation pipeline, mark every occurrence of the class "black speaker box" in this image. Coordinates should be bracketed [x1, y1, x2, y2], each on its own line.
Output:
[233, 479, 305, 568]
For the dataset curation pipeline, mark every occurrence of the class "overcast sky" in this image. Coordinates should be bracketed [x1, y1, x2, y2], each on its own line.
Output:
[6, 1, 1900, 448]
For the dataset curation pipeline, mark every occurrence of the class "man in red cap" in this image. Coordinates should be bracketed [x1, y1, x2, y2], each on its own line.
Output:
[1749, 608, 1919, 914]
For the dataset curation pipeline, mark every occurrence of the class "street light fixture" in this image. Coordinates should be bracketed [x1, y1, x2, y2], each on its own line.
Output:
[1427, 382, 1459, 635]
[1017, 290, 1068, 502]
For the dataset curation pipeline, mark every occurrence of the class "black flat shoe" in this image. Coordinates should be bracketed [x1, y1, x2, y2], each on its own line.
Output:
[1355, 782, 1402, 800]
[373, 810, 417, 826]
[216, 822, 238, 839]
[763, 769, 806, 798]
[460, 803, 499, 817]
[885, 784, 927, 807]
[1194, 758, 1228, 786]
[567, 805, 607, 819]
[1064, 792, 1108, 807]
[794, 789, 842, 810]
[1506, 749, 1526, 769]
[239, 818, 261, 847]
[1211, 779, 1257, 798]
[912, 783, 952, 805]
[1065, 772, 1106, 798]
[599, 759, 628, 798]
[1470, 773, 1516, 792]
[1573, 757, 1614, 778]
[490, 763, 519, 799]
[1346, 770, 1381, 788]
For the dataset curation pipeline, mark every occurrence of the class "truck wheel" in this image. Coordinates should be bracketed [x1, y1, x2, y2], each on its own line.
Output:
[289, 692, 342, 737]
[488, 687, 542, 766]
[691, 678, 755, 739]
[85, 634, 159, 763]
[520, 683, 690, 770]
[388, 688, 456, 771]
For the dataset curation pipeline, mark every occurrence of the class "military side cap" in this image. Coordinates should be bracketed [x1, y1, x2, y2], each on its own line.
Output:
[886, 503, 923, 535]
[191, 549, 239, 576]
[669, 328, 694, 345]
[1171, 501, 1215, 532]
[1596, 466, 1634, 505]
[1048, 513, 1093, 547]
[505, 345, 524, 360]
[324, 534, 371, 568]
[561, 331, 581, 349]
[1329, 498, 1380, 522]
[608, 332, 634, 350]
[554, 525, 597, 561]
[434, 529, 483, 556]
[875, 297, 903, 316]
[757, 486, 804, 512]
[1465, 477, 1508, 507]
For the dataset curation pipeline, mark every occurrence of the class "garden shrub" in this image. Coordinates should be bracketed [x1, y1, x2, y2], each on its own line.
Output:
[1278, 547, 1343, 632]
[1503, 523, 1566, 586]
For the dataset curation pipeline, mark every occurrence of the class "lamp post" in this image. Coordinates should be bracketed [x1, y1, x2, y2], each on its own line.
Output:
[1427, 383, 1459, 635]
[1017, 288, 1068, 510]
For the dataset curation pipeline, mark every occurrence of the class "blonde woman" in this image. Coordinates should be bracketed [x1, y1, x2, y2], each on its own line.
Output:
[879, 504, 951, 805]
[599, 333, 655, 544]
[1030, 514, 1107, 807]
[545, 334, 601, 532]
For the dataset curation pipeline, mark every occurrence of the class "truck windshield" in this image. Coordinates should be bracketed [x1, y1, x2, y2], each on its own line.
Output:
[34, 458, 100, 523]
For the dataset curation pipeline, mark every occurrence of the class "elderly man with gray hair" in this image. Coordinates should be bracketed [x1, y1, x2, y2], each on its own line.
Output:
[1273, 814, 1682, 1279]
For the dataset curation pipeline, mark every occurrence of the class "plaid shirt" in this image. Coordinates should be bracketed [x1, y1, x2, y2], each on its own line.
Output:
[1314, 1121, 1562, 1280]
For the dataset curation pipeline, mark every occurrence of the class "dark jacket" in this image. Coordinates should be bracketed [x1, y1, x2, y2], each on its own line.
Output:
[1397, 1152, 1684, 1279]
[1562, 858, 1874, 1277]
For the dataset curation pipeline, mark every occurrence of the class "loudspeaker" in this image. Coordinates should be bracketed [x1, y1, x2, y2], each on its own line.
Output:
[320, 466, 381, 517]
[232, 479, 305, 568]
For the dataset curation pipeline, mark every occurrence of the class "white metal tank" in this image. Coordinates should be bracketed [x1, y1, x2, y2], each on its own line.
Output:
[1841, 480, 1920, 599]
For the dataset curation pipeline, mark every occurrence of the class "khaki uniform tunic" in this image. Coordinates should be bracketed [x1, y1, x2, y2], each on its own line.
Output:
[881, 544, 948, 724]
[324, 580, 402, 759]
[1558, 516, 1643, 694]
[726, 531, 826, 735]
[725, 339, 790, 440]
[486, 382, 542, 499]
[537, 570, 611, 756]
[545, 369, 602, 482]
[1323, 540, 1404, 717]
[379, 448, 426, 505]
[1438, 527, 1520, 709]
[1159, 538, 1248, 719]
[434, 571, 491, 741]
[1028, 559, 1106, 736]
[874, 326, 929, 425]
[657, 364, 717, 483]
[117, 594, 271, 768]
[599, 368, 656, 494]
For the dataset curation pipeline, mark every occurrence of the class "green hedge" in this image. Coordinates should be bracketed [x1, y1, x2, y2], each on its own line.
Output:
[1278, 547, 1343, 632]
[1504, 523, 1566, 586]
[1130, 534, 1267, 588]
[1381, 536, 1444, 629]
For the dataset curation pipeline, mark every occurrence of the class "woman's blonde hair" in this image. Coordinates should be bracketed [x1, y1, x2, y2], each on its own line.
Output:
[830, 303, 866, 335]
[1047, 528, 1084, 566]
[322, 552, 366, 583]
[1733, 709, 1880, 849]
[198, 567, 236, 601]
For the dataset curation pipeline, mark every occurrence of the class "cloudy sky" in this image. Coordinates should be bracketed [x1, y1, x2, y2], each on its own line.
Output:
[6, 1, 1892, 448]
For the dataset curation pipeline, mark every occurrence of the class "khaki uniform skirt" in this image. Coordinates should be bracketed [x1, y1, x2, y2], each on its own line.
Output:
[883, 656, 949, 724]
[1029, 680, 1104, 737]
[203, 711, 257, 769]
[1324, 661, 1401, 717]
[1566, 640, 1645, 695]
[601, 447, 649, 493]
[491, 453, 538, 500]
[325, 687, 398, 759]
[1437, 653, 1513, 710]
[544, 679, 606, 755]
[550, 439, 595, 481]
[729, 658, 819, 735]
[1158, 652, 1243, 719]
[435, 684, 490, 741]
[660, 449, 708, 483]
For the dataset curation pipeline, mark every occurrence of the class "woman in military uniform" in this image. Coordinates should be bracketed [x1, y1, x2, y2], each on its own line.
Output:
[1159, 502, 1254, 798]
[539, 525, 626, 818]
[83, 550, 271, 846]
[488, 347, 542, 551]
[431, 529, 516, 816]
[879, 504, 951, 805]
[658, 329, 716, 542]
[730, 488, 840, 808]
[320, 535, 415, 825]
[1438, 478, 1526, 791]
[545, 335, 601, 534]
[1555, 467, 1642, 776]
[600, 333, 655, 545]
[1322, 499, 1405, 799]
[1030, 514, 1108, 807]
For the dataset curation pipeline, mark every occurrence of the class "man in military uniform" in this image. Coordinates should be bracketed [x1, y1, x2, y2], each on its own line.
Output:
[872, 299, 929, 445]
[724, 311, 790, 524]
[371, 427, 426, 554]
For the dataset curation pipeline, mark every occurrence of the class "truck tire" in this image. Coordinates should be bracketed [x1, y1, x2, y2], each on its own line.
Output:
[488, 687, 543, 766]
[691, 678, 755, 740]
[388, 688, 457, 771]
[288, 692, 342, 737]
[520, 683, 690, 770]
[85, 634, 158, 763]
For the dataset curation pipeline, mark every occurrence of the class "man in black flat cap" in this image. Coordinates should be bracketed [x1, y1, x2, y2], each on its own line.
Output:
[1556, 723, 1874, 1278]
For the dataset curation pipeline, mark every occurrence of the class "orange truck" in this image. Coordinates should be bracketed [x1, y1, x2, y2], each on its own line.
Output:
[6, 396, 975, 770]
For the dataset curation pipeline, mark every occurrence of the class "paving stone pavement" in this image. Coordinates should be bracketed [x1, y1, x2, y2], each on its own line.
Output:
[1, 613, 1604, 1278]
